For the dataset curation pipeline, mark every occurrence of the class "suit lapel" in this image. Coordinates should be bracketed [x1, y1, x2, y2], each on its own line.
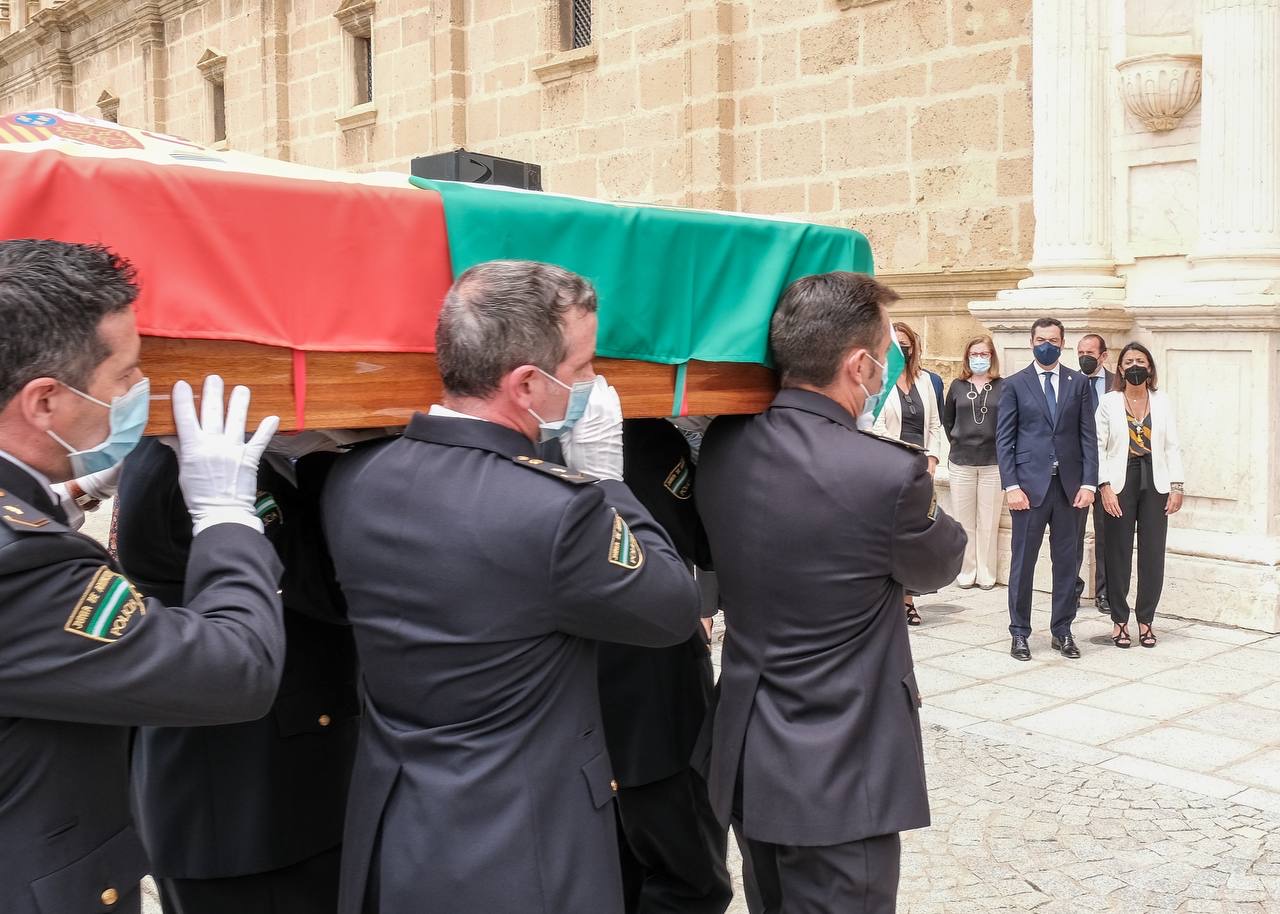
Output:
[1023, 365, 1054, 426]
[1055, 369, 1081, 431]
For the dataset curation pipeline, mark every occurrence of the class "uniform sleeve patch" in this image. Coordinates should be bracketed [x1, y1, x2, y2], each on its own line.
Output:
[254, 491, 283, 527]
[608, 511, 645, 570]
[65, 566, 147, 643]
[663, 457, 693, 500]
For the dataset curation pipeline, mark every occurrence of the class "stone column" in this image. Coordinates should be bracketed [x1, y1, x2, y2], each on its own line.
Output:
[1015, 0, 1124, 296]
[1189, 0, 1280, 282]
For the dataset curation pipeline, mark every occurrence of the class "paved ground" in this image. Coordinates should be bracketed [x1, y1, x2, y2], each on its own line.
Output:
[104, 484, 1277, 914]
[719, 583, 1280, 913]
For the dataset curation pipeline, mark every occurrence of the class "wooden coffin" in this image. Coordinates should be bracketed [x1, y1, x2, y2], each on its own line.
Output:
[140, 337, 779, 435]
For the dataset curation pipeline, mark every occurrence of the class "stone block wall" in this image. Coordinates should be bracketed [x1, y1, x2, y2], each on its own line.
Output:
[0, 0, 1035, 365]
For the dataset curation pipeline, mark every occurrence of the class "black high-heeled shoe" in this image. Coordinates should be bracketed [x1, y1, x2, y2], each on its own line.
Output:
[905, 603, 921, 626]
[1112, 623, 1130, 649]
[1138, 623, 1156, 648]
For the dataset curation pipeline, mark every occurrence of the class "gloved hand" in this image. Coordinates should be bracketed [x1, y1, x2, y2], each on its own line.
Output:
[173, 375, 280, 535]
[76, 463, 124, 501]
[559, 375, 623, 481]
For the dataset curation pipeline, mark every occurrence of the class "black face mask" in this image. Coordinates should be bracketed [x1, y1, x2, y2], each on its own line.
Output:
[1123, 366, 1150, 386]
[1078, 355, 1099, 375]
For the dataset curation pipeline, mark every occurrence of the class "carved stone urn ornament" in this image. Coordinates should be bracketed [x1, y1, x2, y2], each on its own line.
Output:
[1116, 53, 1203, 132]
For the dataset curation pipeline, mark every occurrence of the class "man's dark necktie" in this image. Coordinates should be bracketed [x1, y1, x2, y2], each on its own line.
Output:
[1043, 370, 1057, 424]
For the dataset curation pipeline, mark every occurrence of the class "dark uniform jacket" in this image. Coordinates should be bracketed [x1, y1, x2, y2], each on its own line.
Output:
[116, 438, 359, 879]
[0, 456, 284, 914]
[322, 413, 701, 914]
[598, 419, 714, 787]
[695, 389, 966, 846]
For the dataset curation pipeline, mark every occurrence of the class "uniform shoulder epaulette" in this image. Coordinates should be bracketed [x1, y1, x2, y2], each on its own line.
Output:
[512, 455, 598, 485]
[856, 428, 928, 454]
[0, 489, 59, 534]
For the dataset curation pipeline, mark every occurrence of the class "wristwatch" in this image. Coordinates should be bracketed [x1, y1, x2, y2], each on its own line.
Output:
[68, 482, 101, 513]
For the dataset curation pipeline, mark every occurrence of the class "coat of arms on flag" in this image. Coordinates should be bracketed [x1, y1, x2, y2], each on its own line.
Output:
[0, 112, 59, 144]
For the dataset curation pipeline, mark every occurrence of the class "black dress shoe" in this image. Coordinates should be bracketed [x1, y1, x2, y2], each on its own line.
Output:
[1052, 635, 1081, 659]
[1096, 598, 1111, 614]
[1010, 636, 1031, 661]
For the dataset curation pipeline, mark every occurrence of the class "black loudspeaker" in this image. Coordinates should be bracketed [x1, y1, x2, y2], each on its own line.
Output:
[411, 149, 542, 191]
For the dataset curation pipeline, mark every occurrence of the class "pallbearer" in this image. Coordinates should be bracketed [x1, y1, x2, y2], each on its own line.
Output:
[696, 272, 966, 914]
[323, 260, 701, 914]
[0, 240, 286, 914]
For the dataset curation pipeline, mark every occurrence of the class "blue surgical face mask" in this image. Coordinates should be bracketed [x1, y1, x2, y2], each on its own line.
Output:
[857, 354, 890, 431]
[969, 355, 991, 374]
[1033, 341, 1062, 367]
[529, 368, 594, 441]
[48, 377, 150, 476]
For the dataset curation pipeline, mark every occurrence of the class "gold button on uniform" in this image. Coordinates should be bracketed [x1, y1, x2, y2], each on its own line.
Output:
[318, 714, 332, 727]
[610, 779, 619, 792]
[101, 887, 119, 906]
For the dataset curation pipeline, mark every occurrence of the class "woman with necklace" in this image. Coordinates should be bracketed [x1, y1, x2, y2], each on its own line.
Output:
[1096, 343, 1184, 648]
[942, 335, 1004, 591]
[873, 321, 943, 625]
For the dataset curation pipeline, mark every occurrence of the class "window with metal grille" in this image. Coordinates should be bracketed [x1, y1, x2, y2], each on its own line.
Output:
[353, 35, 373, 106]
[561, 0, 590, 50]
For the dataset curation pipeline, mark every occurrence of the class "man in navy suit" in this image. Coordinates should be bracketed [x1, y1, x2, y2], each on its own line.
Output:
[1074, 333, 1115, 614]
[995, 318, 1099, 661]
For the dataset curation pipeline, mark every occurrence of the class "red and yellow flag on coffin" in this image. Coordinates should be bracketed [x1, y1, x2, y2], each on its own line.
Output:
[0, 110, 454, 428]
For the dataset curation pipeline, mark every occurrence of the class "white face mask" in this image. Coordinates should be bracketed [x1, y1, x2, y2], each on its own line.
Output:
[528, 368, 595, 441]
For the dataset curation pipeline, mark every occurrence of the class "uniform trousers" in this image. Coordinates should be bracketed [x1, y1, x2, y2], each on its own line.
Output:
[946, 462, 1002, 588]
[1103, 455, 1168, 627]
[157, 845, 341, 914]
[735, 829, 901, 914]
[615, 768, 732, 914]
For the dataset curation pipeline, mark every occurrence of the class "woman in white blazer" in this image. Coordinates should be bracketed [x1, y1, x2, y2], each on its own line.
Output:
[873, 322, 943, 625]
[1096, 343, 1184, 649]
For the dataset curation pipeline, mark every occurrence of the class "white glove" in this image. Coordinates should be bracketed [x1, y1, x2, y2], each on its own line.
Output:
[173, 375, 280, 535]
[76, 463, 123, 501]
[559, 375, 623, 481]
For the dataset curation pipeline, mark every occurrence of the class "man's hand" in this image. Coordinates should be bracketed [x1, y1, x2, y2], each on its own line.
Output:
[1101, 486, 1122, 518]
[560, 376, 623, 481]
[1006, 487, 1030, 511]
[927, 456, 938, 477]
[1073, 488, 1095, 509]
[173, 375, 279, 535]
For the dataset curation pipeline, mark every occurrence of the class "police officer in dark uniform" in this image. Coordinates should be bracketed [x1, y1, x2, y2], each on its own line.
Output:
[115, 435, 360, 914]
[600, 418, 731, 914]
[323, 261, 701, 914]
[0, 240, 286, 914]
[696, 272, 966, 914]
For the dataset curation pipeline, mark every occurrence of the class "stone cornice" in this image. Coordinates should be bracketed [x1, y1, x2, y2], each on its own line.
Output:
[0, 0, 199, 71]
[1126, 300, 1280, 331]
[880, 268, 1032, 301]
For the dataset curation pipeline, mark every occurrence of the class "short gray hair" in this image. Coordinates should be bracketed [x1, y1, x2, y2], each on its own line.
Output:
[769, 272, 898, 387]
[436, 260, 598, 398]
